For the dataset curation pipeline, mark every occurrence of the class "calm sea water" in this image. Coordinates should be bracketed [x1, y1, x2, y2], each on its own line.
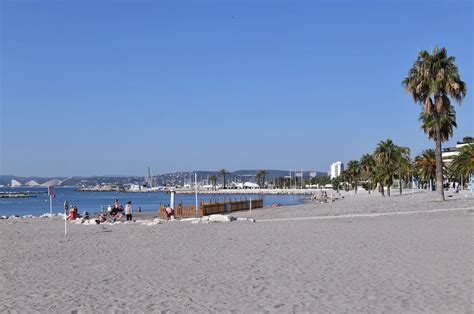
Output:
[0, 187, 304, 216]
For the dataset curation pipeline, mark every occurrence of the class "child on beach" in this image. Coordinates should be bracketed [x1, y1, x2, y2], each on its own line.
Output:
[125, 201, 133, 221]
[165, 205, 174, 220]
[69, 205, 77, 220]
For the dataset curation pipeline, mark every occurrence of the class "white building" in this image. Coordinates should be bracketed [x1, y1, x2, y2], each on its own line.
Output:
[442, 142, 471, 166]
[330, 161, 344, 179]
[11, 179, 21, 187]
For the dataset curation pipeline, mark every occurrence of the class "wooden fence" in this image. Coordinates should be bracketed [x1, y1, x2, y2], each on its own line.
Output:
[159, 198, 263, 218]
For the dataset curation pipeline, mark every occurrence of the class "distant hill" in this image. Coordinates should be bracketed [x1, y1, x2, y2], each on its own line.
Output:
[0, 169, 327, 187]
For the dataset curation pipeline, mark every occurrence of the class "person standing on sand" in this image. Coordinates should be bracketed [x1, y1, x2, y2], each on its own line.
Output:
[125, 201, 133, 221]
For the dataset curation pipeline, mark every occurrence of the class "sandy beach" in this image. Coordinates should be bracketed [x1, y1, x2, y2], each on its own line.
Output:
[1, 190, 473, 312]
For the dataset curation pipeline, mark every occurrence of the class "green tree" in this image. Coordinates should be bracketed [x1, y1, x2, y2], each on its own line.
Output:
[449, 144, 474, 186]
[331, 176, 341, 192]
[210, 175, 217, 190]
[419, 106, 457, 142]
[360, 154, 375, 194]
[256, 170, 268, 188]
[218, 169, 229, 189]
[373, 139, 398, 196]
[346, 160, 361, 193]
[403, 46, 467, 200]
[395, 146, 411, 195]
[414, 149, 437, 190]
[261, 170, 267, 188]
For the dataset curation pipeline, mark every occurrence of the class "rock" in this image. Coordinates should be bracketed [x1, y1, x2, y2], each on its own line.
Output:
[209, 214, 230, 222]
[181, 218, 200, 223]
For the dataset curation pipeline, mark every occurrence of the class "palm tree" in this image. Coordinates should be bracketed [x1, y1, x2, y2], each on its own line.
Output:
[210, 175, 217, 190]
[218, 169, 229, 189]
[414, 149, 437, 190]
[374, 139, 399, 196]
[260, 170, 267, 188]
[395, 146, 411, 195]
[346, 160, 360, 193]
[403, 46, 467, 201]
[360, 154, 375, 194]
[419, 106, 457, 142]
[339, 170, 350, 191]
[449, 144, 474, 186]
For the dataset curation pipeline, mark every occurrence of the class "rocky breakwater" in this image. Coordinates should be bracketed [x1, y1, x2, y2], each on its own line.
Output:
[0, 192, 37, 198]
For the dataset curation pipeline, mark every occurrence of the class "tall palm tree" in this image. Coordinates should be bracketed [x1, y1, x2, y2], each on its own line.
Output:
[449, 144, 474, 185]
[339, 170, 350, 191]
[403, 46, 467, 201]
[260, 170, 267, 188]
[346, 160, 360, 193]
[395, 146, 411, 195]
[374, 139, 399, 196]
[209, 175, 217, 190]
[360, 154, 375, 194]
[218, 169, 229, 189]
[255, 172, 262, 187]
[414, 149, 437, 190]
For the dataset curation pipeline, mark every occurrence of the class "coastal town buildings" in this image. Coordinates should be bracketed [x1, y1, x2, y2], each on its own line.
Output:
[330, 161, 344, 179]
[11, 179, 21, 187]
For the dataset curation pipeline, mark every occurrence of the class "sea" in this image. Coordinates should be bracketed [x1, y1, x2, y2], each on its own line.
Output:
[0, 187, 305, 217]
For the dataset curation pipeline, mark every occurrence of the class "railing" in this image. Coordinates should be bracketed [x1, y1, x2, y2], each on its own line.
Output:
[159, 198, 263, 218]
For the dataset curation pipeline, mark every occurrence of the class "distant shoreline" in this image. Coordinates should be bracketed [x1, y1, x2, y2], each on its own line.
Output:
[174, 188, 327, 195]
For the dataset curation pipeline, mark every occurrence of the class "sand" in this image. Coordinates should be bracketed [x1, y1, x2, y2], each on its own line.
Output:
[1, 190, 473, 312]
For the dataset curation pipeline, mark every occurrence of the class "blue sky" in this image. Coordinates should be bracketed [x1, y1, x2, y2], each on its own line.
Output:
[1, 0, 473, 177]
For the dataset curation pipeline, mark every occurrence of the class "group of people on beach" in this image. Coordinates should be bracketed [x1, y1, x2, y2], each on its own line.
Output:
[64, 198, 139, 224]
[311, 191, 330, 203]
[105, 199, 136, 222]
[63, 201, 88, 220]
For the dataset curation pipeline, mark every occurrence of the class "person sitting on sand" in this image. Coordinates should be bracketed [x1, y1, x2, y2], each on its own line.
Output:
[95, 213, 107, 224]
[111, 200, 120, 215]
[111, 212, 123, 223]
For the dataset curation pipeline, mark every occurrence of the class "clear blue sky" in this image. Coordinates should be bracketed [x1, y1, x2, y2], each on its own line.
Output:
[1, 0, 472, 177]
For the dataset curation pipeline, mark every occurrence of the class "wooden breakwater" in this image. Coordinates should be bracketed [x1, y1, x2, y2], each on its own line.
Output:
[159, 198, 263, 219]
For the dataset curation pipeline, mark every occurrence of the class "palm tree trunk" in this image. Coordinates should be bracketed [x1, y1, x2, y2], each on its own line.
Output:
[399, 168, 403, 195]
[434, 120, 446, 201]
[367, 171, 371, 194]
